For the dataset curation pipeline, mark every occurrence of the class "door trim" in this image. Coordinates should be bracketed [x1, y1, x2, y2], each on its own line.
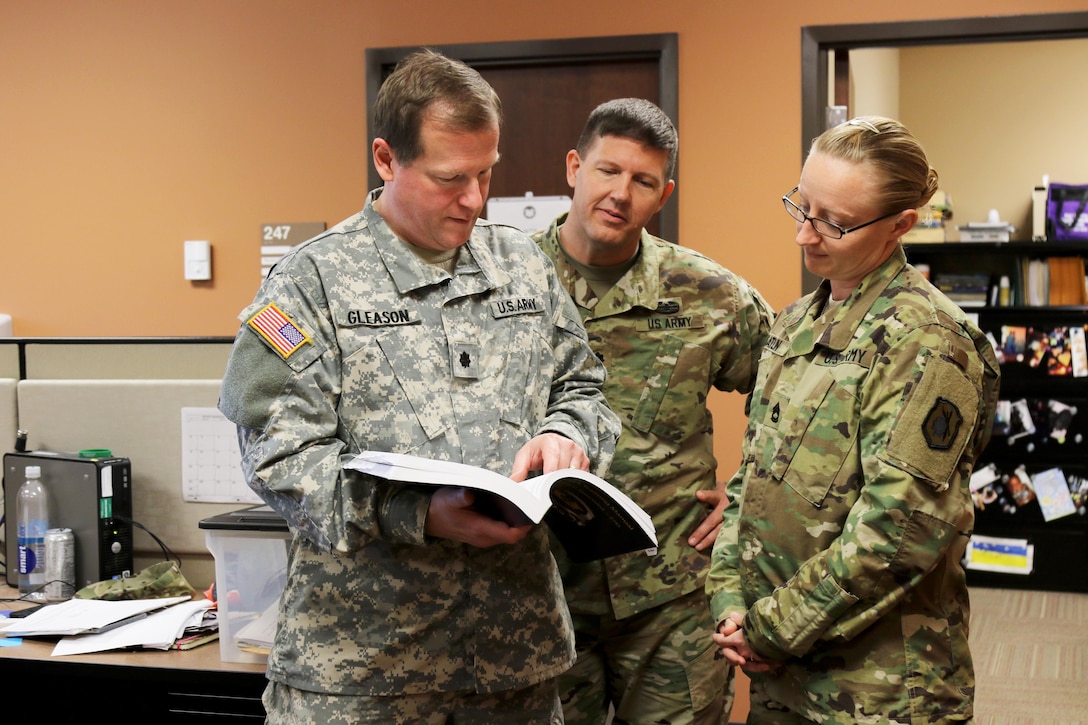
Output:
[365, 34, 680, 243]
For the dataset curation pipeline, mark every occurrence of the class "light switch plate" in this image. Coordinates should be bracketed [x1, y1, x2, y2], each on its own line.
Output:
[184, 240, 212, 281]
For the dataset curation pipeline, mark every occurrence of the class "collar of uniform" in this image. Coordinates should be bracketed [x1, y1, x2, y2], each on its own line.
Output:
[364, 189, 510, 294]
[603, 228, 663, 315]
[536, 212, 591, 306]
[815, 245, 908, 352]
[536, 212, 661, 317]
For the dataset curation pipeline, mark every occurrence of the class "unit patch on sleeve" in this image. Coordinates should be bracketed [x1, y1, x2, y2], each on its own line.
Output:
[248, 302, 311, 358]
[883, 353, 980, 487]
[922, 397, 963, 450]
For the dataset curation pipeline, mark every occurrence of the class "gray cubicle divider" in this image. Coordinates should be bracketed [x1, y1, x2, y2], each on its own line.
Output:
[15, 379, 244, 589]
[0, 379, 15, 460]
[20, 339, 235, 380]
[0, 379, 15, 548]
[0, 346, 18, 379]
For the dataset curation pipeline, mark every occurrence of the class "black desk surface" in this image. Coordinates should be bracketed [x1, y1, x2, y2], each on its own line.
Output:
[1, 585, 267, 721]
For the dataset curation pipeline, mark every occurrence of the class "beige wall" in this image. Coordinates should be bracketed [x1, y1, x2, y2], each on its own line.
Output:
[5, 0, 1086, 340]
[900, 38, 1088, 237]
[4, 0, 1082, 431]
[850, 48, 900, 119]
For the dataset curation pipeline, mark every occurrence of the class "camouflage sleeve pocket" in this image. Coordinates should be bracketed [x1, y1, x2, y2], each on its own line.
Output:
[883, 354, 979, 490]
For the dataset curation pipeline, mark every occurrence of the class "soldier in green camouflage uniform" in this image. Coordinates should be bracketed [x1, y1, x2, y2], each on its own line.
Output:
[532, 98, 773, 724]
[707, 116, 1000, 724]
[218, 50, 619, 725]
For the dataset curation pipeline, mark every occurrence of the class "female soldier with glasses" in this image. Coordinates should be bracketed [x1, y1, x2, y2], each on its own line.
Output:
[707, 116, 1000, 724]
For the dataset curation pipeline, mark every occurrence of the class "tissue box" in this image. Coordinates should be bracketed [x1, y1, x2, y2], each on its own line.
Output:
[200, 506, 291, 664]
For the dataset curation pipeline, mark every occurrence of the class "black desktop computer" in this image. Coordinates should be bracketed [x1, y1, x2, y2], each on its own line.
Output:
[3, 451, 134, 591]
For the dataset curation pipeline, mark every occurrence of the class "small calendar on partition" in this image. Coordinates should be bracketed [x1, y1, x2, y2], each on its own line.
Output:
[181, 407, 262, 503]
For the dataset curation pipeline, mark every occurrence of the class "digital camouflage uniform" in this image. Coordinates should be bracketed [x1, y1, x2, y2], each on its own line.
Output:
[707, 247, 1000, 724]
[218, 191, 620, 715]
[534, 214, 773, 724]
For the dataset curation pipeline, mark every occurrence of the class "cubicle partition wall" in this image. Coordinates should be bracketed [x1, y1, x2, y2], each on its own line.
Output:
[0, 338, 241, 590]
[0, 345, 19, 379]
[0, 379, 15, 550]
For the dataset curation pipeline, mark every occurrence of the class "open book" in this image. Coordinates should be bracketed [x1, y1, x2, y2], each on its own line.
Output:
[345, 451, 657, 562]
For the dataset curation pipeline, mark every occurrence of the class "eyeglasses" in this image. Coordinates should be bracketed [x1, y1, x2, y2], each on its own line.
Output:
[782, 187, 901, 239]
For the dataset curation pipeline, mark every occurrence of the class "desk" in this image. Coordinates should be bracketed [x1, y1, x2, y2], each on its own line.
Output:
[1, 586, 267, 721]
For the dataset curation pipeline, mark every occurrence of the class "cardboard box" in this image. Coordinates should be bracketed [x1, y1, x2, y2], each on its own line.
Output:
[903, 226, 946, 243]
[200, 506, 290, 664]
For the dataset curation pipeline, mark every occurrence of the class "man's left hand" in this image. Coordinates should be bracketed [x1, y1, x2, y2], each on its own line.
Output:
[688, 483, 728, 551]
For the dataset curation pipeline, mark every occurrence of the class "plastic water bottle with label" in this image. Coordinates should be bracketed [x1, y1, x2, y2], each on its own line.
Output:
[17, 465, 49, 600]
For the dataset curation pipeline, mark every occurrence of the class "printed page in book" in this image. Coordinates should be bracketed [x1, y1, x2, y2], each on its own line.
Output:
[345, 451, 657, 561]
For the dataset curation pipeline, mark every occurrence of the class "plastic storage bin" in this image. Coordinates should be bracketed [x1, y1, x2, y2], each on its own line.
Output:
[200, 505, 291, 664]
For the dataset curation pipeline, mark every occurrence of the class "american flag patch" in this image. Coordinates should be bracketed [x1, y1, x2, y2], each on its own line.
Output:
[248, 302, 310, 358]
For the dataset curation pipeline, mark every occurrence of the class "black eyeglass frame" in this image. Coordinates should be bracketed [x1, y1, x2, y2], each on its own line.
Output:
[782, 186, 903, 239]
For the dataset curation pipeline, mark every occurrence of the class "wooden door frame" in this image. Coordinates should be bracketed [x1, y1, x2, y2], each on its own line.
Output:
[798, 11, 1088, 293]
[365, 34, 680, 243]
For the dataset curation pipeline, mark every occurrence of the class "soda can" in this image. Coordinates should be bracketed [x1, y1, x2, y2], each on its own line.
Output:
[44, 527, 76, 601]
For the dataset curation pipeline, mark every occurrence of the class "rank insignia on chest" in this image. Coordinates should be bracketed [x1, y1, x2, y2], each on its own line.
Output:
[248, 302, 311, 358]
[770, 402, 781, 423]
[922, 397, 963, 449]
[452, 342, 480, 379]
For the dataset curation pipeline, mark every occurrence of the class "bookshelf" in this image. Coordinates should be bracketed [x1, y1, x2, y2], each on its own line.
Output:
[904, 241, 1088, 592]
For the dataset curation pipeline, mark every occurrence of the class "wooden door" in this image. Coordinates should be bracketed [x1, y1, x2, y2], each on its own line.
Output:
[366, 35, 678, 241]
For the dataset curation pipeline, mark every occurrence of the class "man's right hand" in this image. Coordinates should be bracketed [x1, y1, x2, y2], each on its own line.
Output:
[424, 486, 533, 547]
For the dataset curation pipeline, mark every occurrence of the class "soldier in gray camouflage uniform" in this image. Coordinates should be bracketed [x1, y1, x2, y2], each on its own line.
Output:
[707, 116, 1000, 724]
[532, 98, 773, 724]
[218, 50, 619, 725]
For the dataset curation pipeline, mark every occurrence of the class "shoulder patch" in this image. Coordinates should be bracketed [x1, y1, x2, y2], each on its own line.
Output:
[247, 302, 311, 358]
[922, 397, 963, 449]
[883, 354, 980, 488]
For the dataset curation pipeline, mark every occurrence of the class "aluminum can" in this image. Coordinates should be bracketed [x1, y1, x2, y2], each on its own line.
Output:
[44, 527, 76, 601]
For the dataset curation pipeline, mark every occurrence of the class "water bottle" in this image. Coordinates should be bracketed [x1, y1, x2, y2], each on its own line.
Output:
[17, 465, 49, 600]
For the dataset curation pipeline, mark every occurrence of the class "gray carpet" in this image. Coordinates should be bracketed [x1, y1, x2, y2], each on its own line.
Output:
[971, 586, 1088, 724]
[726, 586, 1088, 723]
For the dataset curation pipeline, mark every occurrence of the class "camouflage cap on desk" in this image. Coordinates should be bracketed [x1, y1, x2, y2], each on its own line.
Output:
[75, 561, 197, 601]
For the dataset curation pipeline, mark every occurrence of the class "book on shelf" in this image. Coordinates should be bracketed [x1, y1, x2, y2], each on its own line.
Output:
[933, 272, 990, 307]
[345, 451, 658, 562]
[1007, 257, 1088, 307]
[1047, 256, 1088, 306]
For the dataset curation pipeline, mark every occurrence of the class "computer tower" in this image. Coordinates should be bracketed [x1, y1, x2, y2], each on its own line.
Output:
[4, 451, 134, 590]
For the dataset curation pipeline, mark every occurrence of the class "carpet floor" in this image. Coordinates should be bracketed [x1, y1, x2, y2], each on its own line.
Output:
[970, 586, 1088, 724]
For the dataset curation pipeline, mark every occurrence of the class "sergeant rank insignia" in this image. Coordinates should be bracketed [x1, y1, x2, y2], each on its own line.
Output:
[922, 397, 963, 450]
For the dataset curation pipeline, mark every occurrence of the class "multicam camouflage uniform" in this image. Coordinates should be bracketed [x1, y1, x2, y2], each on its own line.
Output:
[218, 191, 619, 711]
[534, 214, 773, 724]
[707, 247, 1000, 724]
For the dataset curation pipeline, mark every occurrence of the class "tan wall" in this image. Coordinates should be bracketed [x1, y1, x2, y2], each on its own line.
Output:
[6, 0, 1086, 338]
[4, 0, 1080, 434]
[900, 39, 1088, 237]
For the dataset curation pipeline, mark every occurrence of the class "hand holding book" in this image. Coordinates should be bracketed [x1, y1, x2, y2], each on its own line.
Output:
[345, 451, 657, 562]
